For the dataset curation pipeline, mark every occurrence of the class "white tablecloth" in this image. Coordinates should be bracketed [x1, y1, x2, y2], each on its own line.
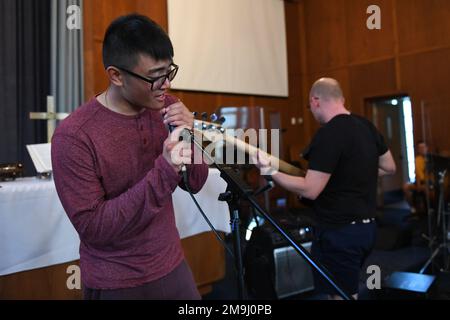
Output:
[173, 169, 230, 239]
[0, 168, 230, 276]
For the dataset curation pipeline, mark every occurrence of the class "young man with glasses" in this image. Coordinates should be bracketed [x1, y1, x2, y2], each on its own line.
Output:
[253, 78, 396, 300]
[51, 14, 208, 299]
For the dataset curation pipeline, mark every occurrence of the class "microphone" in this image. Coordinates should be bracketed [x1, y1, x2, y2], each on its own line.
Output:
[164, 95, 179, 133]
[163, 95, 189, 173]
[163, 95, 193, 140]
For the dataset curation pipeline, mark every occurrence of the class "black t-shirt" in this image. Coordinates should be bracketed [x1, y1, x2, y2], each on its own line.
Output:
[303, 114, 388, 227]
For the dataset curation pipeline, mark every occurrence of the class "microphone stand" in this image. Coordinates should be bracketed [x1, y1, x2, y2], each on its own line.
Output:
[217, 168, 251, 300]
[190, 134, 354, 301]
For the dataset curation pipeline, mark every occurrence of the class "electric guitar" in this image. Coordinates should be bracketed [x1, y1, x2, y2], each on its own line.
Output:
[192, 117, 305, 177]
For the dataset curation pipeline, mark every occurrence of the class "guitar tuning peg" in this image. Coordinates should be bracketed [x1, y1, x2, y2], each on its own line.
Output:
[219, 127, 225, 133]
[218, 116, 226, 125]
[201, 112, 208, 120]
[210, 113, 218, 122]
[192, 111, 198, 117]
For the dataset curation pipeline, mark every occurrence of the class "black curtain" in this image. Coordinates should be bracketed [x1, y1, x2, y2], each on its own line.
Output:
[0, 0, 51, 176]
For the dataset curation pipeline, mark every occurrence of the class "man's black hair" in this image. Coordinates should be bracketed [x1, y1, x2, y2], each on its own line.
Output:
[102, 14, 174, 70]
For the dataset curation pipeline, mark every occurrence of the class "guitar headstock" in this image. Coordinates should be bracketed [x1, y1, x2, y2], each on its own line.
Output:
[193, 112, 226, 142]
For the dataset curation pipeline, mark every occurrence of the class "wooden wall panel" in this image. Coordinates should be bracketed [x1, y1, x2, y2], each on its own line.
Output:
[348, 59, 398, 115]
[425, 101, 450, 154]
[180, 232, 225, 295]
[400, 48, 450, 151]
[136, 0, 168, 30]
[304, 0, 348, 73]
[83, 1, 95, 99]
[400, 48, 450, 101]
[93, 41, 108, 95]
[174, 91, 219, 115]
[345, 0, 395, 63]
[216, 94, 253, 109]
[285, 0, 302, 75]
[282, 1, 305, 150]
[301, 0, 450, 158]
[0, 261, 82, 300]
[396, 0, 450, 53]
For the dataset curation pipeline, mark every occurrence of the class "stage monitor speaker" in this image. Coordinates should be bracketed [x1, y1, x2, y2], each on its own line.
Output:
[273, 242, 314, 299]
[244, 225, 315, 299]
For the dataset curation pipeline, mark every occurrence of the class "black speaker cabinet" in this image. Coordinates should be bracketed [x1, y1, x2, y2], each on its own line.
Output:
[272, 242, 314, 298]
[244, 223, 314, 299]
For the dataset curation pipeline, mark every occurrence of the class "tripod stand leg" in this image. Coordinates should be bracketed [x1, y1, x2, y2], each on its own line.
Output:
[420, 245, 442, 274]
[230, 209, 246, 299]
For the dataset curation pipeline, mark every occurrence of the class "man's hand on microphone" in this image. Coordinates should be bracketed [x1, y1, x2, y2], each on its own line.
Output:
[160, 99, 194, 129]
[162, 126, 192, 173]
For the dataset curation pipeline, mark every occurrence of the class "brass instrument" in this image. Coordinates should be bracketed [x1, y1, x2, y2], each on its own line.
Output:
[0, 163, 24, 181]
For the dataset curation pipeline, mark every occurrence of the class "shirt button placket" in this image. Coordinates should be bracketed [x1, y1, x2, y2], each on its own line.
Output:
[138, 117, 147, 147]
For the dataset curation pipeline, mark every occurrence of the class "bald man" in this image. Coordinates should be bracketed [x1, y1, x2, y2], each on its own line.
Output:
[253, 78, 396, 300]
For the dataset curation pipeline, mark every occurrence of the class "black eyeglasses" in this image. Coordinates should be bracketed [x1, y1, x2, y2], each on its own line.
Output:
[115, 63, 179, 91]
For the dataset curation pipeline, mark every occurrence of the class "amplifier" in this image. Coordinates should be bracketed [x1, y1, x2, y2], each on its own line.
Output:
[244, 215, 315, 299]
[273, 242, 314, 298]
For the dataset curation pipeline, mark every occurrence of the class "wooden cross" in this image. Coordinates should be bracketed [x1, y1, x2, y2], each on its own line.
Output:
[29, 96, 70, 142]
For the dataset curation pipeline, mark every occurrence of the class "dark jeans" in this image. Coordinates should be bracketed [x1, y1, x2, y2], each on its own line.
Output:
[83, 260, 200, 300]
[311, 221, 377, 296]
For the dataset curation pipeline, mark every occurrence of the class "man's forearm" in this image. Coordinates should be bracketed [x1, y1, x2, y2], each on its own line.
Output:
[272, 171, 308, 197]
